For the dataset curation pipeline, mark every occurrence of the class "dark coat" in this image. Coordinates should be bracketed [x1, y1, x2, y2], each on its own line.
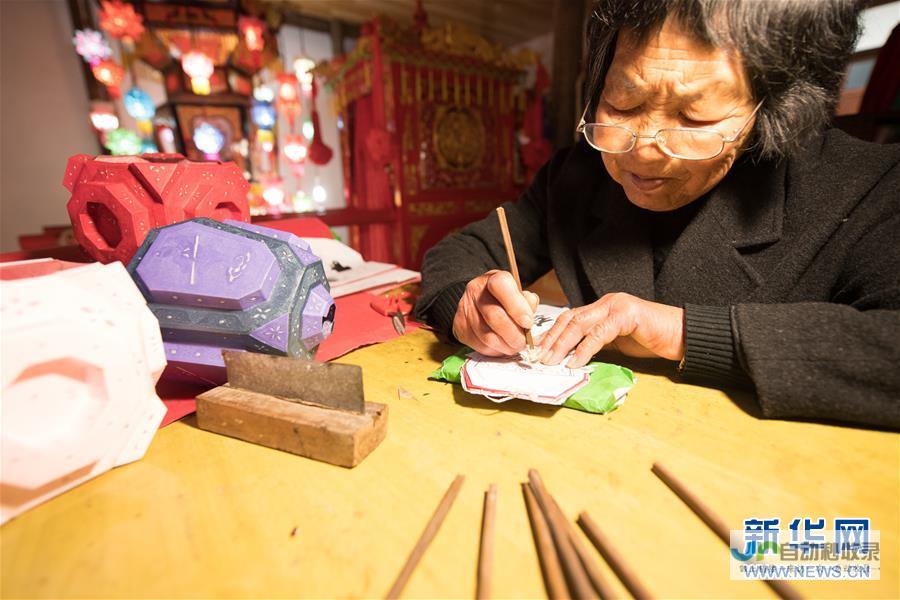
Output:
[414, 129, 900, 429]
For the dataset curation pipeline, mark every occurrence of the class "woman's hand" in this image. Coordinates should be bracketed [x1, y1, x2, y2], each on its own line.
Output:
[452, 270, 540, 356]
[538, 293, 684, 368]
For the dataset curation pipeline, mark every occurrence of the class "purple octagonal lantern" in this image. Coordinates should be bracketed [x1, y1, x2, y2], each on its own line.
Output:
[128, 218, 335, 384]
[135, 220, 281, 310]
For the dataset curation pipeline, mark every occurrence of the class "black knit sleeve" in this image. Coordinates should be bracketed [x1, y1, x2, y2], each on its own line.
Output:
[681, 304, 753, 389]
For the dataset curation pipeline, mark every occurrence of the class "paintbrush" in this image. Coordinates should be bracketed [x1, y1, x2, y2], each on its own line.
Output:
[496, 207, 538, 361]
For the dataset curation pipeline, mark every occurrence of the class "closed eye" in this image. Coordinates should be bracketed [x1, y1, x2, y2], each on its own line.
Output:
[679, 113, 719, 127]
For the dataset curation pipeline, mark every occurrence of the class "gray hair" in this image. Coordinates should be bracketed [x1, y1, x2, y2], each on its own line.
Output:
[585, 0, 862, 160]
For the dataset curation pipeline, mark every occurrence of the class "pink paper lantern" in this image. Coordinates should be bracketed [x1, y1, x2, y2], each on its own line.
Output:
[0, 259, 166, 524]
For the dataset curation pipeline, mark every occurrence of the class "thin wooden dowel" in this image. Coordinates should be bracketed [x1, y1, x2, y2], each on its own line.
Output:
[577, 512, 653, 600]
[522, 483, 568, 599]
[545, 493, 617, 600]
[477, 484, 498, 600]
[651, 463, 803, 600]
[528, 469, 597, 599]
[386, 475, 465, 599]
[496, 207, 535, 348]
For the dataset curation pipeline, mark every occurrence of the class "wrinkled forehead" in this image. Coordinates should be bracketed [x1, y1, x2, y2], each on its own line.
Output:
[605, 19, 752, 104]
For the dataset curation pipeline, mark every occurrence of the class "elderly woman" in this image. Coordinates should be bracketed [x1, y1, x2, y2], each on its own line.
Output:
[414, 0, 900, 428]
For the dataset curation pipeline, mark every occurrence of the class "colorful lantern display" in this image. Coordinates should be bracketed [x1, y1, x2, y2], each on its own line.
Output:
[123, 87, 156, 120]
[181, 51, 214, 96]
[73, 29, 112, 64]
[98, 0, 145, 42]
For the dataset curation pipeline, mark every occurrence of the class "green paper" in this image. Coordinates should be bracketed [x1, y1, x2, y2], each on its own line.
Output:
[429, 348, 635, 414]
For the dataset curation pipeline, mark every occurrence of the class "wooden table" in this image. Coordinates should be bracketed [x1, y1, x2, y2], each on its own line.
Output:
[2, 330, 898, 598]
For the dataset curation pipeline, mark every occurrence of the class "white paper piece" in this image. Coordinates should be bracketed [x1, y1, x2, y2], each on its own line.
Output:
[299, 237, 420, 297]
[328, 265, 420, 298]
[530, 304, 569, 338]
[461, 351, 593, 405]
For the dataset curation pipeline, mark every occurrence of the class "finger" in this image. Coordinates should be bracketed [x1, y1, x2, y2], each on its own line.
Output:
[523, 290, 540, 312]
[485, 271, 534, 329]
[453, 291, 513, 356]
[536, 308, 575, 360]
[475, 291, 527, 351]
[469, 312, 517, 356]
[567, 316, 622, 368]
[544, 304, 611, 365]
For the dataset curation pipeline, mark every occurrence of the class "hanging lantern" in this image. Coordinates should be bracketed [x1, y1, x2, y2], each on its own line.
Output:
[277, 74, 299, 105]
[91, 59, 125, 98]
[123, 87, 156, 121]
[89, 102, 119, 132]
[98, 0, 145, 42]
[251, 100, 277, 130]
[293, 57, 315, 90]
[73, 29, 112, 64]
[181, 51, 214, 96]
[238, 17, 266, 52]
[104, 129, 142, 155]
[193, 122, 226, 157]
[283, 135, 307, 164]
[253, 86, 274, 103]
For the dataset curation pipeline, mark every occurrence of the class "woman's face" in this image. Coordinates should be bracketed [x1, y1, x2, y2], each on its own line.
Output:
[597, 18, 756, 211]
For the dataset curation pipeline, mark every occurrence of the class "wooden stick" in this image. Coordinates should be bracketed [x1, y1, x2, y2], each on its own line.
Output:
[522, 483, 568, 600]
[528, 469, 597, 599]
[386, 475, 465, 599]
[577, 512, 653, 600]
[544, 493, 617, 599]
[496, 207, 535, 349]
[651, 463, 803, 600]
[477, 484, 498, 600]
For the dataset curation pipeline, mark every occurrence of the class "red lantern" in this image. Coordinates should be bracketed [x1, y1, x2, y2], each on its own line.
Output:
[277, 73, 299, 105]
[277, 73, 301, 127]
[98, 0, 145, 41]
[238, 17, 266, 52]
[91, 59, 125, 98]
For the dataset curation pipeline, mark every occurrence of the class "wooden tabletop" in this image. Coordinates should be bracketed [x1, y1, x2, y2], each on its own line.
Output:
[2, 329, 898, 598]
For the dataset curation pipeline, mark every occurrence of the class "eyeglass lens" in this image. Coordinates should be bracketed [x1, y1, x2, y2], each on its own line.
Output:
[583, 125, 726, 159]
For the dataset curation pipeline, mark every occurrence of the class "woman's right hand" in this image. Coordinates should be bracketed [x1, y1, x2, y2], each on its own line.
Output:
[451, 270, 540, 356]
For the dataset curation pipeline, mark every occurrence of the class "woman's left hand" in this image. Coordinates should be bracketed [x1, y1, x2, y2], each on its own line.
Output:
[538, 293, 684, 368]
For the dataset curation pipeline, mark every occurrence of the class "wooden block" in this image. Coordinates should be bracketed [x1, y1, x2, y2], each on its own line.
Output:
[195, 385, 387, 468]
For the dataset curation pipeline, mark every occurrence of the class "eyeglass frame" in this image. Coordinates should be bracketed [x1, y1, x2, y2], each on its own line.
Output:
[575, 99, 764, 160]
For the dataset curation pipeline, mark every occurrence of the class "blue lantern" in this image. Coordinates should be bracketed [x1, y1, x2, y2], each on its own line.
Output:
[193, 122, 225, 155]
[251, 100, 276, 130]
[140, 139, 159, 154]
[123, 87, 156, 121]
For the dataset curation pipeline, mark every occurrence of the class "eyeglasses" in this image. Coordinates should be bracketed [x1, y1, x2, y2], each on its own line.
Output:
[576, 100, 763, 160]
